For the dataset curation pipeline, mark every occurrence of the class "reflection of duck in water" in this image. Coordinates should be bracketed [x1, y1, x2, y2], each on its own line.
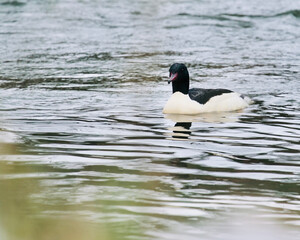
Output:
[170, 122, 192, 140]
[175, 122, 191, 130]
[163, 63, 251, 115]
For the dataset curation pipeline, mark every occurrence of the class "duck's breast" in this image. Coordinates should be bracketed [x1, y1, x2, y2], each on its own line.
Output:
[163, 92, 203, 114]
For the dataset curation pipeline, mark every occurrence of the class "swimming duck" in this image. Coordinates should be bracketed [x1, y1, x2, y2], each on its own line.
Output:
[163, 63, 251, 114]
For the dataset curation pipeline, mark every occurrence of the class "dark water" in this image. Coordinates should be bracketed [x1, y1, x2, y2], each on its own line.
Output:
[0, 0, 300, 239]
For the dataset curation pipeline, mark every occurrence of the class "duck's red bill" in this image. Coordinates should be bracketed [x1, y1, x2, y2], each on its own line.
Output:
[168, 72, 178, 84]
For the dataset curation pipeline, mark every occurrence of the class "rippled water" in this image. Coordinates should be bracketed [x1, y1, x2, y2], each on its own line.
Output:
[0, 0, 300, 239]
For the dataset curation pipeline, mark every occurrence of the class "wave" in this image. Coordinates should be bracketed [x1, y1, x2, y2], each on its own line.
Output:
[275, 9, 300, 18]
[223, 9, 300, 18]
[1, 1, 26, 6]
[177, 9, 300, 20]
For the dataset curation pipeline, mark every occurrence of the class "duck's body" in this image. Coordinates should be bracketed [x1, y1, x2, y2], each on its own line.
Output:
[163, 63, 250, 115]
[163, 90, 249, 114]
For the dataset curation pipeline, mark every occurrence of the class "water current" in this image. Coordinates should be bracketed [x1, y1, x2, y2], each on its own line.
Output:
[0, 0, 300, 239]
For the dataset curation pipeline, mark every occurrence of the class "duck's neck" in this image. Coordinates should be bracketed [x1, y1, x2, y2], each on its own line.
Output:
[172, 79, 189, 94]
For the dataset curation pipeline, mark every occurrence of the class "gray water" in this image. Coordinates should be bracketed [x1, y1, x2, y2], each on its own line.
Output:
[0, 0, 300, 239]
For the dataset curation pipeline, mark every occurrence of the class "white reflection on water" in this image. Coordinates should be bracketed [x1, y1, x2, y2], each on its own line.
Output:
[164, 111, 244, 123]
[150, 210, 299, 240]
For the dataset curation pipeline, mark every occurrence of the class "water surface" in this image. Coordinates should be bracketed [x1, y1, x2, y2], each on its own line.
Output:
[0, 0, 300, 239]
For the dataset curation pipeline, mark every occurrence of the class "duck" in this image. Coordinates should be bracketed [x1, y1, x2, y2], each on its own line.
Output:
[163, 63, 251, 115]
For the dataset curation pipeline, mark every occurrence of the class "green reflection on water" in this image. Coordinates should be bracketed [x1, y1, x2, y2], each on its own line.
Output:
[0, 142, 146, 240]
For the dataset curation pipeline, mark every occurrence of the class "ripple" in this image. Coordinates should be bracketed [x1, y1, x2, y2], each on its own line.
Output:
[222, 9, 300, 19]
[0, 0, 300, 239]
[1, 1, 26, 7]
